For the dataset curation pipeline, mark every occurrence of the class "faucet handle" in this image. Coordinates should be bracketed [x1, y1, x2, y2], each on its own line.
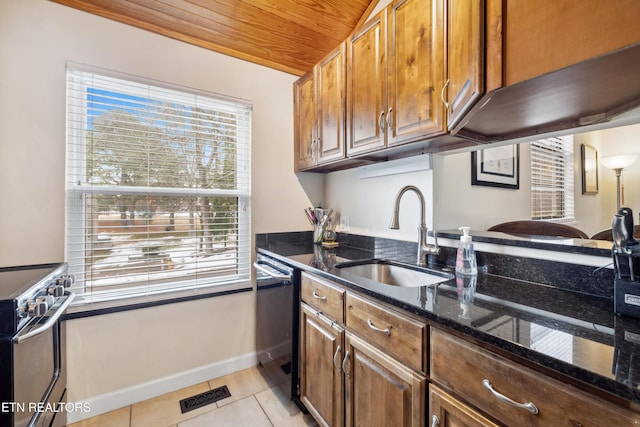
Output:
[426, 230, 441, 258]
[432, 230, 439, 248]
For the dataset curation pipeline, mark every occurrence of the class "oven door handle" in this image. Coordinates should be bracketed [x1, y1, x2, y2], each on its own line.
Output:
[253, 261, 292, 281]
[13, 291, 75, 344]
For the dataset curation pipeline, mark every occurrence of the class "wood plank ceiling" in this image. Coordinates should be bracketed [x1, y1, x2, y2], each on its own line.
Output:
[49, 0, 377, 76]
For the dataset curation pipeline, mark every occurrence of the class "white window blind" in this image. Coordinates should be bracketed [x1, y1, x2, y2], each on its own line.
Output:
[530, 136, 574, 222]
[65, 65, 252, 303]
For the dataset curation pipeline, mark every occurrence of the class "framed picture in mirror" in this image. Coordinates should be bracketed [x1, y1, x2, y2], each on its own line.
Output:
[471, 144, 520, 189]
[581, 144, 598, 195]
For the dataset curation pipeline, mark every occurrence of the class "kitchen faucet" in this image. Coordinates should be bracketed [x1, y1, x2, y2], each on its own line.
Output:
[389, 185, 440, 266]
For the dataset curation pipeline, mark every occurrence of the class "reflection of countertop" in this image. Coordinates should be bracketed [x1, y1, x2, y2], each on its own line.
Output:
[436, 229, 613, 256]
[256, 232, 640, 406]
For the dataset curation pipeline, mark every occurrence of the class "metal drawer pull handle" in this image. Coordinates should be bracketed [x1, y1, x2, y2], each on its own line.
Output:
[431, 415, 439, 427]
[333, 345, 342, 372]
[312, 290, 327, 302]
[367, 319, 391, 336]
[482, 379, 539, 414]
[440, 79, 450, 109]
[342, 350, 351, 376]
[378, 111, 385, 131]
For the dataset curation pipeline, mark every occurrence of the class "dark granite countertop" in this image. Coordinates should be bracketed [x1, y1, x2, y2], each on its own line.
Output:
[436, 229, 613, 257]
[256, 232, 640, 407]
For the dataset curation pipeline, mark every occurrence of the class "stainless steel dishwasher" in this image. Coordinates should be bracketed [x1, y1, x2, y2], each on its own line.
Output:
[254, 253, 303, 408]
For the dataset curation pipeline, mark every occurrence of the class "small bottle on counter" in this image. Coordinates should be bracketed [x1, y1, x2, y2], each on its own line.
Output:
[455, 227, 477, 276]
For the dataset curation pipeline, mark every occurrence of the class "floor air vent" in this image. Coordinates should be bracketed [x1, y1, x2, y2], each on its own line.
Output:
[179, 385, 231, 414]
[280, 361, 292, 375]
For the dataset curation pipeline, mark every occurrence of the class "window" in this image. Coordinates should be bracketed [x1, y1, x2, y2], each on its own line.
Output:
[66, 65, 251, 303]
[530, 136, 574, 222]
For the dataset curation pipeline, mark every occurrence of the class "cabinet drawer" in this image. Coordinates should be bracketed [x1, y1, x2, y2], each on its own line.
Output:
[346, 292, 426, 373]
[301, 272, 345, 322]
[430, 328, 640, 426]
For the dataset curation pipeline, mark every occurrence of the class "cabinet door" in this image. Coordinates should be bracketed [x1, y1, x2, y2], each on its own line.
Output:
[445, 0, 484, 129]
[387, 0, 446, 146]
[504, 0, 640, 85]
[344, 332, 425, 427]
[300, 303, 344, 427]
[346, 13, 387, 156]
[317, 42, 346, 164]
[294, 71, 316, 170]
[429, 384, 499, 427]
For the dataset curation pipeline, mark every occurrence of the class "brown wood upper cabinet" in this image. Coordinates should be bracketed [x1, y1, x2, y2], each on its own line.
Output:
[453, 0, 640, 142]
[503, 0, 640, 86]
[293, 71, 315, 170]
[443, 0, 485, 130]
[346, 0, 446, 156]
[294, 43, 346, 171]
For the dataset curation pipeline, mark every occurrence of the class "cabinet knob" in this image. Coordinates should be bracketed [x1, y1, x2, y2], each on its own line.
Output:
[387, 108, 393, 130]
[431, 415, 440, 427]
[378, 111, 385, 132]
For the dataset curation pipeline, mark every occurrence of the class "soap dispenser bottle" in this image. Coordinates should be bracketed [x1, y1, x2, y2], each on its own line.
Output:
[456, 227, 477, 276]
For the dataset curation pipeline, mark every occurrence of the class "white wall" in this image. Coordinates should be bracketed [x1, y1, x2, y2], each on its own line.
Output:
[325, 167, 434, 242]
[0, 0, 322, 419]
[433, 145, 532, 231]
[66, 293, 255, 417]
[575, 123, 640, 235]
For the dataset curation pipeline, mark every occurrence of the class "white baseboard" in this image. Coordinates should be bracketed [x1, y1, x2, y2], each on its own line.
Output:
[67, 352, 258, 424]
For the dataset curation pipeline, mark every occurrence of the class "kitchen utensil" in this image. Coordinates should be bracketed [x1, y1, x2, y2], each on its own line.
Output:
[612, 214, 634, 280]
[618, 207, 637, 246]
[312, 208, 334, 244]
[304, 208, 315, 226]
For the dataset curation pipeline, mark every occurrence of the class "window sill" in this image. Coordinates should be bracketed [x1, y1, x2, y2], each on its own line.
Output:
[63, 281, 252, 320]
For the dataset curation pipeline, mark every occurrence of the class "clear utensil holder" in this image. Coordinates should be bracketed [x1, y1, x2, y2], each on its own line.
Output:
[313, 223, 326, 244]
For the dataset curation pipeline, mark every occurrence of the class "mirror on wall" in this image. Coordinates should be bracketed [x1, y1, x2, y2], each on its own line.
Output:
[581, 144, 599, 195]
[434, 122, 640, 245]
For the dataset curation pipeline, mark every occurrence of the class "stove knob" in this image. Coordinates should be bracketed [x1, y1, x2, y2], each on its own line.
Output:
[65, 275, 75, 287]
[38, 295, 55, 307]
[58, 275, 75, 288]
[17, 306, 28, 319]
[48, 285, 65, 297]
[28, 300, 47, 317]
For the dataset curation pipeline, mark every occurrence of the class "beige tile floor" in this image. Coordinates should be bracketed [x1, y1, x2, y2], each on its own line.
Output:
[67, 365, 318, 427]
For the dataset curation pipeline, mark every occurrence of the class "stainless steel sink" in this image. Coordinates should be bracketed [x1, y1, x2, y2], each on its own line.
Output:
[335, 259, 453, 287]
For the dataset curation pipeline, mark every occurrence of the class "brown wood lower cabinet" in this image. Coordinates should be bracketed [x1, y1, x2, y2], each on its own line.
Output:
[300, 272, 640, 426]
[429, 384, 499, 427]
[300, 303, 344, 427]
[300, 272, 427, 427]
[430, 327, 640, 427]
[345, 332, 426, 427]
